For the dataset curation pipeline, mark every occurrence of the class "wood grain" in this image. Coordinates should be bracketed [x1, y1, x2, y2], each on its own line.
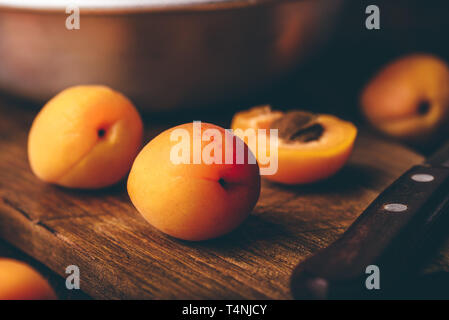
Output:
[1, 100, 447, 299]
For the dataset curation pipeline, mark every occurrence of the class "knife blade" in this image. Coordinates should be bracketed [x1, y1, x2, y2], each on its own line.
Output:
[290, 140, 449, 299]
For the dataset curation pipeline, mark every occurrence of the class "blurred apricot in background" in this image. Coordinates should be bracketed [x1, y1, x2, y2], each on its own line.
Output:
[0, 258, 56, 300]
[361, 54, 449, 144]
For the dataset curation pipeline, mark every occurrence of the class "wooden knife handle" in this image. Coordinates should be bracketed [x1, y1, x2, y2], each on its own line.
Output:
[290, 165, 449, 299]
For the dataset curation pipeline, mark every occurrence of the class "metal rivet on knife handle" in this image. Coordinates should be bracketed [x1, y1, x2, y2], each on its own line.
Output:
[383, 203, 408, 212]
[411, 174, 435, 182]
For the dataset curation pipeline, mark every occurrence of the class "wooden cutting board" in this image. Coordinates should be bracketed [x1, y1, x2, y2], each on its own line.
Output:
[1, 100, 448, 299]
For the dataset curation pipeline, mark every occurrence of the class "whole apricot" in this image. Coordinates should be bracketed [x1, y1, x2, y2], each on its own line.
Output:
[0, 258, 56, 300]
[127, 122, 261, 241]
[361, 54, 449, 142]
[28, 85, 143, 189]
[231, 106, 357, 185]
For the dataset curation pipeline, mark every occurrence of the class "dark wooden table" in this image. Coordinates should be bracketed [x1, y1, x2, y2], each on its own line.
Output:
[1, 97, 449, 299]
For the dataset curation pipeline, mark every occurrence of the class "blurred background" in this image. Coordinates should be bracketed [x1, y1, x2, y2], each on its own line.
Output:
[1, 0, 449, 117]
[272, 0, 449, 118]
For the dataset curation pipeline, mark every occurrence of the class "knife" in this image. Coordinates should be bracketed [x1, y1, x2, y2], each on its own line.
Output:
[290, 140, 449, 299]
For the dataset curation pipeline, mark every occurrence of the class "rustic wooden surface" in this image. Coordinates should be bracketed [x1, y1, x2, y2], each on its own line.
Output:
[1, 99, 449, 299]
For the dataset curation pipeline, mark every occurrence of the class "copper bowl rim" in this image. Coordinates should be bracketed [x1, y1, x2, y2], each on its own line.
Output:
[0, 0, 289, 13]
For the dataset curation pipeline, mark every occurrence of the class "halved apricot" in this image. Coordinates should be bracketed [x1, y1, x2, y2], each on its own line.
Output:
[231, 106, 357, 184]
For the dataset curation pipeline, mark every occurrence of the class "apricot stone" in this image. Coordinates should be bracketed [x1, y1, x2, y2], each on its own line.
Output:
[127, 122, 261, 241]
[28, 85, 143, 189]
[361, 54, 449, 142]
[0, 258, 56, 300]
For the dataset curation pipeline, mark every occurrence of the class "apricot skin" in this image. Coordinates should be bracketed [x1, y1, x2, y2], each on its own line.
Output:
[127, 122, 261, 241]
[361, 54, 449, 142]
[28, 85, 143, 189]
[0, 259, 56, 300]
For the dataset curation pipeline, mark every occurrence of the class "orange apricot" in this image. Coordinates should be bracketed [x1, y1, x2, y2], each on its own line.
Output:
[231, 106, 357, 185]
[0, 258, 56, 300]
[127, 122, 260, 241]
[28, 85, 143, 189]
[361, 54, 449, 142]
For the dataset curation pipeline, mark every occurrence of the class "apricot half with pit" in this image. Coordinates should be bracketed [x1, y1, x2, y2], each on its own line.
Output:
[28, 85, 143, 189]
[361, 54, 449, 143]
[0, 258, 56, 300]
[127, 122, 261, 241]
[231, 106, 357, 185]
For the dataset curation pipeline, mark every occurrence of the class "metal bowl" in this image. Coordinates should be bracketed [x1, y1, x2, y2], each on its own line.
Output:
[0, 0, 342, 110]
